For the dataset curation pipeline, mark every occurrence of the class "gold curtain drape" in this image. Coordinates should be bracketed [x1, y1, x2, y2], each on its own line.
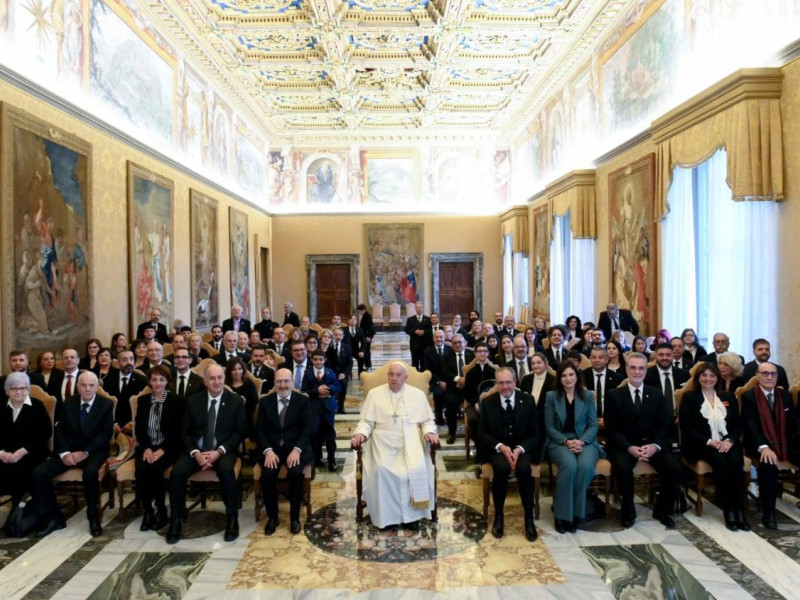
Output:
[652, 68, 784, 220]
[500, 207, 529, 253]
[544, 170, 596, 239]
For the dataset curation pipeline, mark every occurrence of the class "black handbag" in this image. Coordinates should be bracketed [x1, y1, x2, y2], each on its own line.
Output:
[4, 494, 41, 537]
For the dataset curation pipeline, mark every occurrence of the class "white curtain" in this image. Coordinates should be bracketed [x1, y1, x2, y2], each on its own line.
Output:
[512, 251, 527, 320]
[660, 164, 697, 336]
[569, 238, 595, 326]
[503, 234, 513, 316]
[550, 213, 570, 325]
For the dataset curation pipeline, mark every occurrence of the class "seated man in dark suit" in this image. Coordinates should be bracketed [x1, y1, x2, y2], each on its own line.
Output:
[248, 345, 275, 394]
[31, 371, 114, 537]
[254, 307, 279, 341]
[424, 329, 452, 427]
[222, 304, 251, 335]
[282, 301, 301, 327]
[300, 350, 341, 472]
[742, 339, 790, 390]
[47, 347, 82, 419]
[0, 349, 45, 403]
[604, 353, 681, 529]
[214, 331, 242, 366]
[703, 332, 744, 366]
[167, 364, 245, 544]
[581, 346, 624, 432]
[644, 343, 690, 435]
[669, 337, 693, 371]
[103, 349, 147, 433]
[170, 349, 206, 399]
[542, 325, 568, 369]
[741, 362, 800, 529]
[478, 367, 539, 542]
[257, 367, 314, 535]
[597, 303, 639, 342]
[136, 308, 170, 344]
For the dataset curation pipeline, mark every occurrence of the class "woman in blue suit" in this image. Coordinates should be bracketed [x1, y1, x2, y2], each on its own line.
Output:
[545, 362, 605, 533]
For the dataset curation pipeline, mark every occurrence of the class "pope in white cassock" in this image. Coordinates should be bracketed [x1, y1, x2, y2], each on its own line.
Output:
[351, 362, 440, 530]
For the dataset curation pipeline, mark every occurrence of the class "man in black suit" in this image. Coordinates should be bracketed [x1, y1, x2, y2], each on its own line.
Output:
[510, 337, 533, 380]
[282, 301, 301, 327]
[267, 327, 292, 364]
[166, 364, 246, 544]
[327, 328, 352, 414]
[0, 349, 45, 403]
[742, 338, 790, 390]
[478, 367, 539, 541]
[703, 332, 744, 366]
[287, 339, 311, 392]
[136, 308, 170, 344]
[164, 334, 195, 366]
[424, 329, 452, 428]
[669, 337, 693, 371]
[249, 345, 275, 394]
[499, 315, 517, 339]
[254, 307, 279, 341]
[542, 325, 568, 369]
[604, 352, 681, 529]
[441, 334, 475, 445]
[222, 304, 251, 335]
[451, 314, 470, 340]
[104, 350, 147, 433]
[47, 347, 82, 418]
[644, 343, 690, 423]
[170, 349, 206, 399]
[582, 346, 624, 429]
[31, 371, 114, 537]
[342, 315, 365, 376]
[357, 304, 376, 371]
[741, 362, 800, 529]
[300, 350, 341, 472]
[257, 367, 314, 535]
[404, 302, 432, 371]
[209, 325, 224, 352]
[597, 303, 639, 342]
[214, 331, 242, 366]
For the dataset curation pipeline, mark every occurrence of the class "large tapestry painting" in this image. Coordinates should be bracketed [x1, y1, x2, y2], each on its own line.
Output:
[1, 104, 92, 356]
[128, 163, 174, 332]
[608, 154, 656, 335]
[531, 202, 550, 321]
[229, 207, 250, 317]
[364, 223, 423, 307]
[190, 190, 219, 331]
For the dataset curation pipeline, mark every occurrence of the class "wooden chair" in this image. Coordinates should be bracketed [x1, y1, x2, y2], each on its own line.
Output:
[622, 331, 635, 350]
[115, 388, 146, 518]
[550, 457, 613, 512]
[253, 462, 313, 521]
[371, 303, 384, 330]
[309, 323, 324, 335]
[202, 342, 219, 357]
[355, 361, 437, 522]
[404, 302, 417, 319]
[192, 358, 219, 377]
[790, 382, 800, 409]
[283, 324, 294, 338]
[388, 303, 402, 330]
[163, 343, 174, 357]
[201, 332, 213, 344]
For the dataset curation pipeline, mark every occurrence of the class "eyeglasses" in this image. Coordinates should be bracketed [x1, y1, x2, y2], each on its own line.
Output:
[8, 387, 28, 392]
[175, 355, 191, 360]
[759, 371, 778, 377]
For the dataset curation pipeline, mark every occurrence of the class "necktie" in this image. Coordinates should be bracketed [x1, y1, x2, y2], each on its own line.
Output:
[294, 364, 303, 388]
[634, 388, 642, 411]
[663, 372, 674, 414]
[121, 376, 129, 395]
[279, 396, 288, 429]
[438, 347, 443, 360]
[203, 399, 217, 451]
[80, 402, 89, 422]
[336, 343, 340, 357]
[767, 391, 775, 411]
[613, 318, 619, 330]
[351, 328, 355, 337]
[65, 374, 73, 398]
[555, 349, 561, 364]
[178, 375, 186, 397]
[317, 370, 323, 382]
[505, 398, 513, 413]
[596, 373, 603, 413]
[518, 360, 526, 377]
[674, 360, 680, 369]
[457, 353, 464, 377]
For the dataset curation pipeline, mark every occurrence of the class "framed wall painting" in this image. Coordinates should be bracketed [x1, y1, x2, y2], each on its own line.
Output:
[364, 223, 423, 307]
[530, 202, 550, 322]
[0, 103, 93, 358]
[190, 190, 219, 331]
[127, 162, 174, 334]
[608, 153, 656, 335]
[229, 206, 250, 317]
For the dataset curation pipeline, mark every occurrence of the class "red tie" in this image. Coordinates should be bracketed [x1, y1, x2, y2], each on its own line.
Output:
[65, 374, 73, 398]
[317, 371, 323, 381]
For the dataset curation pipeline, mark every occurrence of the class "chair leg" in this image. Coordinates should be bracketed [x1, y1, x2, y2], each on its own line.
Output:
[695, 473, 704, 516]
[118, 482, 126, 519]
[604, 475, 611, 510]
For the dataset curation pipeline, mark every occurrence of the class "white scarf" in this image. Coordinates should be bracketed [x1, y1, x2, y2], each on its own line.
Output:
[699, 393, 728, 441]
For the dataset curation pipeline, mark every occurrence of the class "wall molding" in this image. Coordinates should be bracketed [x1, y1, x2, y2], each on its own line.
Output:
[305, 254, 360, 324]
[429, 253, 483, 317]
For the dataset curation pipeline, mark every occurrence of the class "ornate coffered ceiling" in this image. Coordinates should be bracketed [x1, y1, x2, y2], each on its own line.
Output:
[153, 0, 629, 143]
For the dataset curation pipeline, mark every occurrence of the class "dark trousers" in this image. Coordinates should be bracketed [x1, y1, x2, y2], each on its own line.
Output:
[261, 451, 306, 521]
[611, 447, 681, 517]
[0, 458, 39, 505]
[135, 452, 174, 509]
[755, 449, 800, 513]
[169, 451, 239, 523]
[336, 378, 349, 412]
[691, 446, 745, 512]
[466, 404, 482, 462]
[432, 392, 445, 425]
[31, 452, 107, 520]
[313, 414, 337, 465]
[490, 451, 534, 514]
[445, 390, 464, 435]
[410, 346, 424, 372]
[361, 339, 372, 370]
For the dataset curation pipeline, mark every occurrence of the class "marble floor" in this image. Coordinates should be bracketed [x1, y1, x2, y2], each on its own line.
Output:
[2, 332, 800, 599]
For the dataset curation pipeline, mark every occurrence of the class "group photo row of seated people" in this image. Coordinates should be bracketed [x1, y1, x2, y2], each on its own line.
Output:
[1, 301, 798, 543]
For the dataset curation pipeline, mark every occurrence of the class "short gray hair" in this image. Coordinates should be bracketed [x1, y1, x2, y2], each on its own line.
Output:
[4, 371, 30, 392]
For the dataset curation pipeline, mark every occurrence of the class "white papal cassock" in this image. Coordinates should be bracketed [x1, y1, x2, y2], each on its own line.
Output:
[353, 382, 437, 528]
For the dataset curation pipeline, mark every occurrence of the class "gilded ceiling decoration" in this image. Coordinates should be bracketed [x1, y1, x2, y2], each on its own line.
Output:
[153, 0, 630, 142]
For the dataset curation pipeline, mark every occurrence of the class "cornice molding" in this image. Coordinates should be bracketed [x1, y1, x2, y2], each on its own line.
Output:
[499, 205, 529, 223]
[544, 169, 595, 199]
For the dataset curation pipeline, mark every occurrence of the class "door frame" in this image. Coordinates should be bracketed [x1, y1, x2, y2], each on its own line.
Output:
[306, 254, 360, 324]
[429, 252, 483, 317]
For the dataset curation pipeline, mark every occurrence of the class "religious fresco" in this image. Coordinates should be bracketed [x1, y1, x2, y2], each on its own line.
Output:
[1, 105, 92, 357]
[178, 61, 208, 167]
[608, 154, 656, 335]
[301, 153, 345, 204]
[493, 149, 511, 205]
[432, 151, 480, 206]
[229, 207, 250, 317]
[530, 202, 550, 322]
[268, 150, 298, 204]
[235, 125, 265, 196]
[190, 190, 219, 331]
[361, 151, 418, 204]
[127, 162, 174, 332]
[364, 223, 423, 307]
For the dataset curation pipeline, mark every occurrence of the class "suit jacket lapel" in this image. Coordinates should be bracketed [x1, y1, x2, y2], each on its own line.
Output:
[554, 395, 566, 424]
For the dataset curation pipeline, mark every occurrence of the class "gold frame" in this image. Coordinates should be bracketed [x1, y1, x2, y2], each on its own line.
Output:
[190, 189, 220, 331]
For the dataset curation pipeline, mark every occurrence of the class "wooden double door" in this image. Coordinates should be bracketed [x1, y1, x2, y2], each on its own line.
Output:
[437, 261, 474, 322]
[315, 263, 352, 324]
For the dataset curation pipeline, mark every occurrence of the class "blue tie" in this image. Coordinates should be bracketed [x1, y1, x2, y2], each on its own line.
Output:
[80, 402, 89, 422]
[294, 364, 303, 388]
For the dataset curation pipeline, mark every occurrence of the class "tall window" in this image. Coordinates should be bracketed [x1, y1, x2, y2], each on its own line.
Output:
[550, 211, 595, 325]
[503, 234, 529, 320]
[661, 149, 778, 357]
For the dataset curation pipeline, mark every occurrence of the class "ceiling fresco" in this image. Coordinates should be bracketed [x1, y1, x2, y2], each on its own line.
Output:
[157, 0, 630, 142]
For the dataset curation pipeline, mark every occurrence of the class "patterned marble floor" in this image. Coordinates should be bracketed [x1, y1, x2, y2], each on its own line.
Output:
[2, 332, 800, 599]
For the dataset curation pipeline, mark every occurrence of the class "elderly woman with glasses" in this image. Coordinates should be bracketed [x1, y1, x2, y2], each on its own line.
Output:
[0, 372, 52, 512]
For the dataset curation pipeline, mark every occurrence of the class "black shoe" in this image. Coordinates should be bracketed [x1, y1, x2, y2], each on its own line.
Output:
[723, 511, 738, 531]
[403, 520, 420, 532]
[35, 517, 66, 538]
[290, 520, 302, 535]
[525, 517, 538, 542]
[224, 516, 239, 541]
[568, 518, 578, 533]
[762, 510, 778, 530]
[140, 509, 154, 532]
[652, 509, 675, 529]
[264, 517, 278, 535]
[153, 506, 168, 530]
[492, 514, 504, 538]
[447, 434, 456, 445]
[88, 516, 103, 537]
[166, 522, 181, 544]
[315, 460, 325, 469]
[379, 524, 399, 532]
[328, 462, 338, 472]
[735, 512, 751, 532]
[621, 515, 636, 529]
[554, 518, 567, 534]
